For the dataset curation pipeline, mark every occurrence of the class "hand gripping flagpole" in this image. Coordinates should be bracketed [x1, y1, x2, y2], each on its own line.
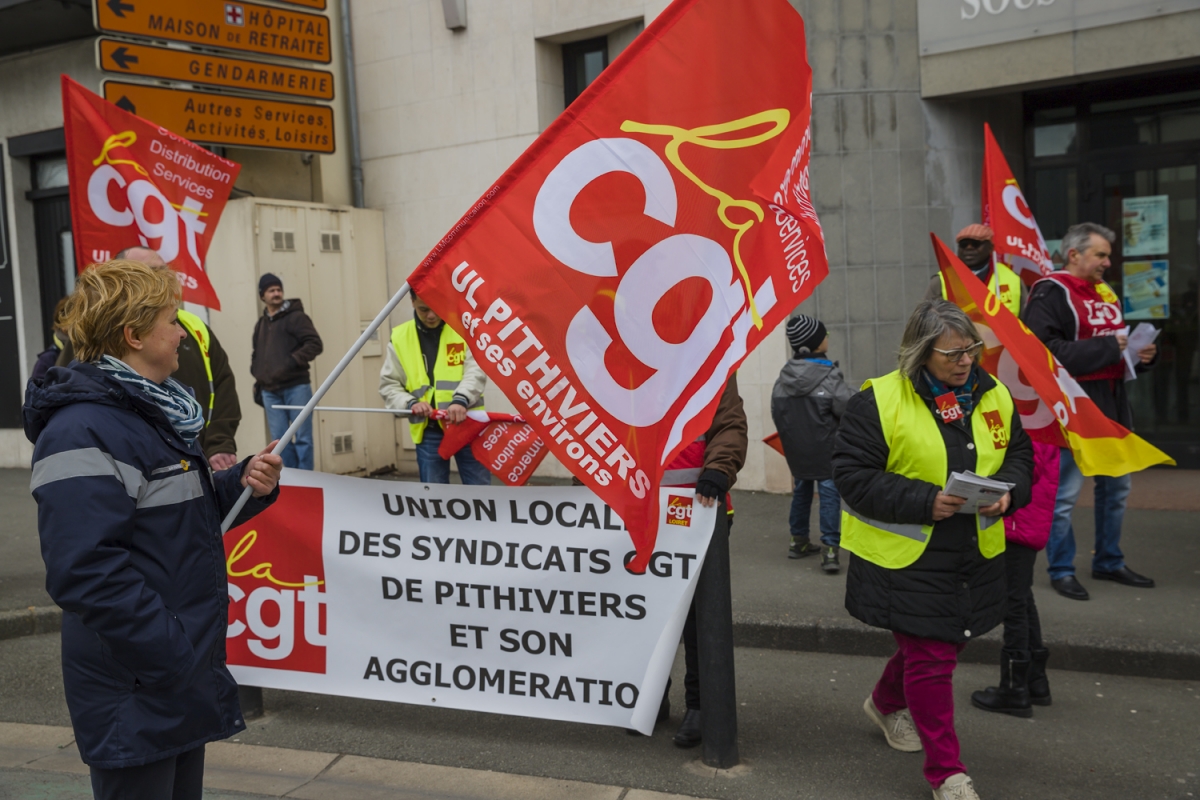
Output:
[220, 281, 413, 533]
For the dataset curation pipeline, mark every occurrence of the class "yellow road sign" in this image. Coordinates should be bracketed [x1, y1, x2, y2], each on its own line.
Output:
[95, 0, 332, 64]
[271, 0, 326, 10]
[98, 39, 335, 101]
[103, 81, 335, 154]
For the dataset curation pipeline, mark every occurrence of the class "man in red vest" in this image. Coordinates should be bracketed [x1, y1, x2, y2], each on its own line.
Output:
[1023, 223, 1157, 601]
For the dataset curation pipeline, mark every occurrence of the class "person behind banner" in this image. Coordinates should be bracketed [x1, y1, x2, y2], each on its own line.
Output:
[833, 300, 1032, 800]
[55, 247, 244, 471]
[771, 314, 853, 571]
[1023, 223, 1158, 600]
[924, 224, 1023, 314]
[970, 440, 1059, 717]
[25, 259, 281, 800]
[251, 274, 324, 471]
[380, 293, 490, 485]
[661, 375, 747, 748]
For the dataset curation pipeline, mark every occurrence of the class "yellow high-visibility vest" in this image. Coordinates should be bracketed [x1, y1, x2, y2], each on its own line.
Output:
[839, 370, 1014, 570]
[940, 262, 1021, 316]
[389, 320, 482, 444]
[176, 309, 213, 427]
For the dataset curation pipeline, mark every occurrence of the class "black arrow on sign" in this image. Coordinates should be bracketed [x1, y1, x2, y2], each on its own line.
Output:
[114, 96, 136, 114]
[106, 0, 135, 18]
[109, 46, 139, 70]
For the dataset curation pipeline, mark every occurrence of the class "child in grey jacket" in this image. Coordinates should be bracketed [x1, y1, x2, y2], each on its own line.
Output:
[771, 315, 855, 573]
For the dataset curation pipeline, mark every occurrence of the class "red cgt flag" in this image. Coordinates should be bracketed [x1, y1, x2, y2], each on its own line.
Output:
[407, 0, 828, 571]
[436, 411, 550, 486]
[62, 75, 240, 309]
[981, 123, 1053, 288]
[934, 234, 1173, 476]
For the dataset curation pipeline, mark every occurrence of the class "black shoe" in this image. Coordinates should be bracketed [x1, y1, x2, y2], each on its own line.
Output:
[1092, 566, 1155, 588]
[1028, 648, 1052, 706]
[970, 649, 1033, 718]
[821, 546, 841, 574]
[1051, 575, 1089, 600]
[788, 541, 820, 559]
[673, 709, 702, 748]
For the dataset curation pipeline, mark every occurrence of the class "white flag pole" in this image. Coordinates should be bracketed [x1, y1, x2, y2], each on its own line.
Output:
[221, 281, 413, 533]
[270, 405, 415, 416]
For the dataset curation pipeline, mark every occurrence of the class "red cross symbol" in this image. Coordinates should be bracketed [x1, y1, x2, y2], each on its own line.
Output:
[225, 4, 244, 26]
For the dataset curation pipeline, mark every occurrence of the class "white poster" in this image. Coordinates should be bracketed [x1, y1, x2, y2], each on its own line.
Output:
[1122, 195, 1169, 257]
[223, 472, 715, 734]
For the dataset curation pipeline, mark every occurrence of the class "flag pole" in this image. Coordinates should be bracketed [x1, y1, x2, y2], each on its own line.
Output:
[269, 405, 416, 416]
[220, 281, 413, 533]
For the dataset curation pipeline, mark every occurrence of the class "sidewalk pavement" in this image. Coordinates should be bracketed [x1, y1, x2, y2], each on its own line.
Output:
[0, 720, 708, 800]
[3, 467, 1198, 677]
[2, 633, 1198, 800]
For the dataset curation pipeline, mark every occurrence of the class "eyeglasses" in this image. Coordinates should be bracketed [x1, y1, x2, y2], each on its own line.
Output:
[957, 239, 988, 249]
[932, 342, 984, 362]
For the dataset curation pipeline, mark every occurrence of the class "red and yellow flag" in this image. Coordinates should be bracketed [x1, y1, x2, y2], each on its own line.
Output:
[407, 0, 828, 570]
[933, 234, 1173, 476]
[981, 123, 1053, 288]
[62, 75, 239, 309]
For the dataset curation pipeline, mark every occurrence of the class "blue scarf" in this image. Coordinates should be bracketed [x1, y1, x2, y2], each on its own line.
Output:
[922, 367, 980, 419]
[96, 355, 205, 447]
[804, 357, 834, 366]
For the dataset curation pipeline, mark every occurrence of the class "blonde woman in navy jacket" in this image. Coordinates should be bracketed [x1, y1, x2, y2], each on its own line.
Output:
[26, 260, 281, 800]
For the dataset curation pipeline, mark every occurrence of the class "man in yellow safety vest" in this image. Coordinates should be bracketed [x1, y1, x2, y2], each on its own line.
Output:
[925, 224, 1023, 316]
[380, 294, 490, 484]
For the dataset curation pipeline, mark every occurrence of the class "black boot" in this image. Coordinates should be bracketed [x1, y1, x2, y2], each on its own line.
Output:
[673, 709, 702, 748]
[971, 649, 1033, 718]
[1028, 648, 1052, 706]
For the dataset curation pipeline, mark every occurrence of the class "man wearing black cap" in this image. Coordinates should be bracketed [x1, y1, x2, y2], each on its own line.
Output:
[771, 314, 853, 571]
[251, 273, 324, 470]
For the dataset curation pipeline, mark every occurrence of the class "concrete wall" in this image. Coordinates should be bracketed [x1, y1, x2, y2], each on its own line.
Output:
[920, 8, 1200, 98]
[791, 0, 1024, 389]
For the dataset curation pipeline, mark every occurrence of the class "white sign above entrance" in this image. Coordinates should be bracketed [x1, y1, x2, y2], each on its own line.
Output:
[918, 0, 1199, 56]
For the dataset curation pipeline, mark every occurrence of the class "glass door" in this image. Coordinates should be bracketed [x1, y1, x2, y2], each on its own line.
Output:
[1089, 157, 1200, 460]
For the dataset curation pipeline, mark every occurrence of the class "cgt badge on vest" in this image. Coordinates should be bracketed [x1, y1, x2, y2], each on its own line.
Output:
[445, 342, 465, 367]
[983, 410, 1008, 449]
[935, 392, 964, 423]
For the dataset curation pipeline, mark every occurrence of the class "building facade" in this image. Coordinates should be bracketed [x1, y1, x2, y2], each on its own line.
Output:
[2, 0, 1199, 478]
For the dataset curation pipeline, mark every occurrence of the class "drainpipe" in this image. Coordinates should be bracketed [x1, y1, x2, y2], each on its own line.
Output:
[339, 0, 365, 208]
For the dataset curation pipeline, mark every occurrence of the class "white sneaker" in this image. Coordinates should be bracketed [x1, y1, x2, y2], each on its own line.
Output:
[933, 773, 980, 800]
[862, 695, 922, 752]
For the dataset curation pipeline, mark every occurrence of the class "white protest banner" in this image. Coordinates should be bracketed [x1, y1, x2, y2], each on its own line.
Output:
[223, 471, 716, 734]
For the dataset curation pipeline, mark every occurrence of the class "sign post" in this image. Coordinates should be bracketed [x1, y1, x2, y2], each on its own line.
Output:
[94, 0, 333, 64]
[102, 80, 335, 153]
[97, 39, 335, 102]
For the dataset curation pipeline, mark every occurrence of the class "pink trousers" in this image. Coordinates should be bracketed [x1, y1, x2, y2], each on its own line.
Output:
[872, 632, 968, 789]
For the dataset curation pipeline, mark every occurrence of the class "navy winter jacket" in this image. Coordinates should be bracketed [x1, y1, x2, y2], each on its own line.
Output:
[24, 363, 278, 768]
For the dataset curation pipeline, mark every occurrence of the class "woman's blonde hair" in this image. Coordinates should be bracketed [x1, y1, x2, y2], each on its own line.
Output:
[62, 260, 181, 362]
[897, 299, 983, 382]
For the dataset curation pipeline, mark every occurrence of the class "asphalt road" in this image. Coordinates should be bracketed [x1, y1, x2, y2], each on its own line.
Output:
[1, 633, 1196, 800]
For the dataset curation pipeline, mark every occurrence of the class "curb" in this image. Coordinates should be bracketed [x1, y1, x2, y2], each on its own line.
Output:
[2, 605, 1195, 682]
[0, 606, 62, 641]
[731, 615, 1200, 681]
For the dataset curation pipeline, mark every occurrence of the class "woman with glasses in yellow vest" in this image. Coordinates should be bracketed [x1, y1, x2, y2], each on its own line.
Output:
[380, 294, 490, 484]
[833, 300, 1032, 800]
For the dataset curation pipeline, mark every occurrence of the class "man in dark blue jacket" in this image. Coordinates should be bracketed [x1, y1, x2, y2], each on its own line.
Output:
[26, 259, 281, 800]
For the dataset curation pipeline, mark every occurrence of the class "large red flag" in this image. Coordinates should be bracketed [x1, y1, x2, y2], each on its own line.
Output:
[407, 0, 827, 571]
[62, 76, 239, 309]
[981, 123, 1053, 288]
[934, 234, 1173, 476]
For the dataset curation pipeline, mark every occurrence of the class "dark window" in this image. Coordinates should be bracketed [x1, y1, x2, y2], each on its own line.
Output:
[563, 37, 608, 107]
